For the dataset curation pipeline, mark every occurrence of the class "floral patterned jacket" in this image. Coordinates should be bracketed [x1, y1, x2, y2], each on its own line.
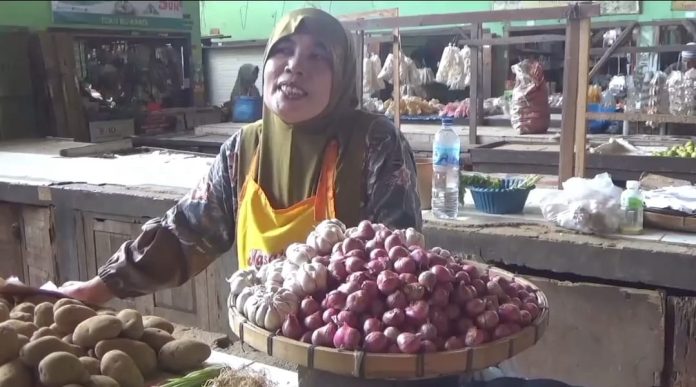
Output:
[98, 116, 422, 298]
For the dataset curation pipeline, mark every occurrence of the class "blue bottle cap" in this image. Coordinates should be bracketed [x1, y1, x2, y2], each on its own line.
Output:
[441, 116, 453, 124]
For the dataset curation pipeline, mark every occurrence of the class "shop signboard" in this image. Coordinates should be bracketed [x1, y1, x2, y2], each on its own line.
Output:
[492, 1, 641, 15]
[51, 1, 192, 30]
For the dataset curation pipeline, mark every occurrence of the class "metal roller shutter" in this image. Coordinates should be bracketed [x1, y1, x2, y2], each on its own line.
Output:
[204, 46, 265, 106]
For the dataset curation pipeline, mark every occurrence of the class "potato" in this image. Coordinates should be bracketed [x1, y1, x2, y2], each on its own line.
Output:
[20, 336, 84, 367]
[31, 327, 61, 341]
[38, 351, 90, 387]
[0, 320, 37, 337]
[100, 350, 144, 387]
[88, 375, 119, 387]
[143, 316, 174, 334]
[96, 309, 116, 316]
[54, 305, 96, 333]
[62, 384, 84, 387]
[50, 323, 69, 336]
[0, 297, 11, 310]
[16, 334, 29, 349]
[0, 326, 20, 365]
[116, 310, 143, 340]
[79, 357, 101, 376]
[140, 328, 174, 352]
[52, 299, 84, 313]
[157, 339, 211, 373]
[9, 311, 33, 322]
[95, 339, 156, 377]
[12, 302, 35, 315]
[63, 333, 75, 344]
[0, 303, 9, 322]
[33, 302, 54, 328]
[73, 316, 122, 348]
[0, 359, 32, 387]
[22, 295, 59, 305]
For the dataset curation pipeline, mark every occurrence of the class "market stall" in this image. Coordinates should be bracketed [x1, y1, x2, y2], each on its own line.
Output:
[25, 1, 221, 144]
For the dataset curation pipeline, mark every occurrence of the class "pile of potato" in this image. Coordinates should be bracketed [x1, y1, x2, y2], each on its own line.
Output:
[0, 295, 211, 387]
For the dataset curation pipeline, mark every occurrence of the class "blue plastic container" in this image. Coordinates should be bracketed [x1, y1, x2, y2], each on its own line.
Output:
[587, 103, 615, 134]
[232, 96, 263, 122]
[469, 179, 534, 214]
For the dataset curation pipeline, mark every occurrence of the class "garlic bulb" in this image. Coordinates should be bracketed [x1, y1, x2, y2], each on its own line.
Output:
[404, 227, 425, 249]
[286, 243, 316, 266]
[227, 269, 257, 303]
[237, 284, 300, 331]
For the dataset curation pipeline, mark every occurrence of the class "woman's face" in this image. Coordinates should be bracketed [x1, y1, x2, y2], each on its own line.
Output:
[263, 33, 333, 124]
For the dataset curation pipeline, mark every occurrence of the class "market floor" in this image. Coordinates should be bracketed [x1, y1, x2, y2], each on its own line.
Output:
[172, 323, 298, 371]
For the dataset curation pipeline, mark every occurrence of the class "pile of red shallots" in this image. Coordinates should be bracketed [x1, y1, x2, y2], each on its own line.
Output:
[278, 220, 541, 354]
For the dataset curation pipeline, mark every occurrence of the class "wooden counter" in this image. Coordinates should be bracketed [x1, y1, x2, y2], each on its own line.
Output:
[1, 143, 695, 386]
[423, 211, 696, 387]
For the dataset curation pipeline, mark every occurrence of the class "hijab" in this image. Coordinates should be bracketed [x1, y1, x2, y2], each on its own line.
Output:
[230, 64, 260, 99]
[239, 8, 368, 226]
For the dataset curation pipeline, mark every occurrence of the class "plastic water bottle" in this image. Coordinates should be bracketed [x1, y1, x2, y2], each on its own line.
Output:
[620, 180, 644, 234]
[432, 117, 460, 219]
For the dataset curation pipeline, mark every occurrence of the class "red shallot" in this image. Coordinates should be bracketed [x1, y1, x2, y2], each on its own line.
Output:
[465, 299, 485, 317]
[417, 322, 438, 341]
[363, 332, 389, 353]
[328, 261, 348, 282]
[334, 323, 362, 350]
[386, 290, 408, 310]
[304, 311, 324, 331]
[384, 326, 400, 342]
[300, 331, 313, 343]
[431, 265, 454, 283]
[393, 256, 415, 274]
[325, 290, 347, 310]
[361, 280, 379, 298]
[410, 248, 429, 269]
[444, 336, 464, 351]
[377, 270, 401, 295]
[345, 257, 366, 273]
[403, 283, 426, 301]
[397, 332, 421, 354]
[405, 301, 429, 324]
[323, 308, 339, 324]
[464, 327, 489, 346]
[363, 318, 382, 335]
[346, 290, 370, 314]
[382, 308, 406, 327]
[498, 304, 522, 324]
[369, 248, 389, 260]
[520, 310, 533, 326]
[282, 315, 303, 340]
[399, 273, 418, 284]
[418, 271, 437, 291]
[335, 310, 359, 328]
[366, 260, 386, 274]
[300, 297, 320, 317]
[312, 322, 337, 347]
[384, 234, 404, 251]
[475, 310, 500, 330]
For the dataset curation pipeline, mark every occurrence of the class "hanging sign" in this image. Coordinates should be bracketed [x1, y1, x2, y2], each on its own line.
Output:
[672, 1, 696, 10]
[51, 1, 191, 30]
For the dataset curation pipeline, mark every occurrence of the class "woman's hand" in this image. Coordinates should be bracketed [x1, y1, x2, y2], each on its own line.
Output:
[58, 276, 115, 305]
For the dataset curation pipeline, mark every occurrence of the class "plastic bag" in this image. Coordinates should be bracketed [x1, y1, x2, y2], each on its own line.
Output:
[436, 44, 456, 84]
[540, 173, 622, 235]
[510, 59, 550, 134]
[645, 71, 668, 128]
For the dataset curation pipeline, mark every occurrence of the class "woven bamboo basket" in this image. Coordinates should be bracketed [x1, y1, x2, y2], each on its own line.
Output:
[228, 263, 549, 380]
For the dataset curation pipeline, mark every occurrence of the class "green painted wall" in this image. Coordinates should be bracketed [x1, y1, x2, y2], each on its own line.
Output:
[200, 0, 695, 41]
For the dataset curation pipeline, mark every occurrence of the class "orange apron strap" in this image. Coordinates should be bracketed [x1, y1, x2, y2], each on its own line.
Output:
[314, 140, 339, 221]
[239, 149, 261, 203]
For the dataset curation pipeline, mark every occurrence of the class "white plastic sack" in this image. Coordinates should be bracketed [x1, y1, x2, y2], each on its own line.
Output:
[540, 173, 622, 234]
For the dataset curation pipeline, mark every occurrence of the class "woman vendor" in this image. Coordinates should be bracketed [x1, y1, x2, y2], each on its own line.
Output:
[60, 9, 572, 387]
[60, 8, 421, 307]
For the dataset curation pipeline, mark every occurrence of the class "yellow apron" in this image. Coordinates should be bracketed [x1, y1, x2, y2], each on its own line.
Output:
[236, 141, 338, 269]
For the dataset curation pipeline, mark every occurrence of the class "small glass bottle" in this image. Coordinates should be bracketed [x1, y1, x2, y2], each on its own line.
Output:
[620, 180, 644, 234]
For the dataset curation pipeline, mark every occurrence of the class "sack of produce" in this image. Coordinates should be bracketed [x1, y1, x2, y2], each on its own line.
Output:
[510, 59, 550, 134]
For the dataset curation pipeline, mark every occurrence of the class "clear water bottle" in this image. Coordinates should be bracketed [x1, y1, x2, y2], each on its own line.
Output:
[432, 117, 460, 219]
[620, 180, 644, 234]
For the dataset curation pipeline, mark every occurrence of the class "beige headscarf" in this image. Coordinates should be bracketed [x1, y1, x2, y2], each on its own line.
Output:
[239, 8, 370, 227]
